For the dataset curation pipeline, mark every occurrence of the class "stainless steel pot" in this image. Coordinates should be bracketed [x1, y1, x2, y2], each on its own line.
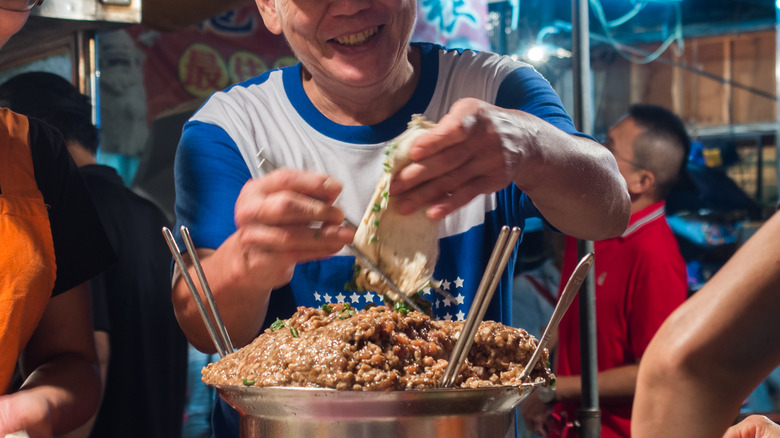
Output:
[216, 382, 543, 438]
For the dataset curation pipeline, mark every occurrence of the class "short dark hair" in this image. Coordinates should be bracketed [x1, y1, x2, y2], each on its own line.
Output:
[0, 71, 99, 155]
[627, 104, 690, 199]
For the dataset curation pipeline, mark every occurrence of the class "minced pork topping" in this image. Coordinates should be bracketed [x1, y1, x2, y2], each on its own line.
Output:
[202, 304, 553, 391]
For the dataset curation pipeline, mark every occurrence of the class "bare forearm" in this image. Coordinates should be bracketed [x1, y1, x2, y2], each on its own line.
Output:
[172, 236, 276, 352]
[555, 364, 638, 405]
[633, 212, 780, 437]
[515, 123, 629, 241]
[19, 354, 101, 435]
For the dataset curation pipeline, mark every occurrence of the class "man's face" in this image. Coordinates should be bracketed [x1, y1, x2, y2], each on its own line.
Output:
[0, 9, 30, 48]
[603, 116, 646, 187]
[257, 0, 416, 90]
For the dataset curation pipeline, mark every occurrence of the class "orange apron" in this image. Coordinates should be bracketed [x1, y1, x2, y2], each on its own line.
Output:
[0, 108, 56, 392]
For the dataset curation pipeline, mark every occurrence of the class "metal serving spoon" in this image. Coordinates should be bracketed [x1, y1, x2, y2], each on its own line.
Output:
[517, 251, 595, 382]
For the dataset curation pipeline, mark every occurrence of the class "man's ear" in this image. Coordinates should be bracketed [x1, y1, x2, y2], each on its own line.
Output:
[624, 169, 655, 196]
[256, 0, 283, 35]
[636, 169, 656, 194]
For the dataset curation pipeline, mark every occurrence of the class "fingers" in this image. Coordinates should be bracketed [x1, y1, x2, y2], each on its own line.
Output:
[233, 169, 356, 269]
[390, 142, 473, 197]
[236, 169, 346, 227]
[236, 222, 355, 255]
[261, 168, 343, 203]
[405, 107, 476, 162]
[394, 158, 505, 219]
[723, 415, 780, 438]
[388, 100, 516, 218]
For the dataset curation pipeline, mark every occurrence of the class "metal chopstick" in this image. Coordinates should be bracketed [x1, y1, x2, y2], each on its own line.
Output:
[162, 226, 233, 357]
[439, 225, 522, 388]
[255, 149, 427, 314]
[179, 225, 234, 354]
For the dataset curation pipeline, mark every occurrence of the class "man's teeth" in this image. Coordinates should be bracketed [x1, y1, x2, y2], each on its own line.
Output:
[335, 27, 379, 46]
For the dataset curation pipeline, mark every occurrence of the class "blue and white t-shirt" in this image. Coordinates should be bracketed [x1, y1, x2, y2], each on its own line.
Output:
[174, 42, 582, 437]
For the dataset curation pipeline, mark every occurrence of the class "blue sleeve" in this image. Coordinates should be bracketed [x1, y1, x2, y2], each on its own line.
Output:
[174, 120, 251, 249]
[495, 66, 595, 141]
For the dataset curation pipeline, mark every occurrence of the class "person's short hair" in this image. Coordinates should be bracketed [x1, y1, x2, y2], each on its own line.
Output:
[627, 104, 691, 199]
[0, 71, 99, 155]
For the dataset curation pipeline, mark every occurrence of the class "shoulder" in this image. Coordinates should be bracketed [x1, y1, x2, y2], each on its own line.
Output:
[27, 117, 79, 208]
[191, 67, 287, 124]
[421, 42, 534, 84]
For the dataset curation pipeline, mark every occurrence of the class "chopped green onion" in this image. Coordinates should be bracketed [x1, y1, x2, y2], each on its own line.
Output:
[242, 378, 255, 386]
[373, 219, 380, 227]
[270, 318, 285, 331]
[338, 309, 356, 320]
[372, 203, 381, 212]
[290, 326, 299, 337]
[344, 281, 357, 291]
[369, 236, 379, 243]
[382, 191, 389, 199]
[343, 302, 351, 309]
[321, 303, 333, 313]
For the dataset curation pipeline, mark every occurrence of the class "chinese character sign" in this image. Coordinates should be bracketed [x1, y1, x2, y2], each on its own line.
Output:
[412, 0, 490, 51]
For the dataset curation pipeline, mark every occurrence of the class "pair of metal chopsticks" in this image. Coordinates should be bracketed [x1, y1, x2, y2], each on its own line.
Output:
[163, 226, 234, 357]
[440, 225, 522, 388]
[255, 149, 458, 314]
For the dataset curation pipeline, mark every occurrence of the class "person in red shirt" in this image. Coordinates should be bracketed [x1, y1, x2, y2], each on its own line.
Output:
[522, 104, 691, 438]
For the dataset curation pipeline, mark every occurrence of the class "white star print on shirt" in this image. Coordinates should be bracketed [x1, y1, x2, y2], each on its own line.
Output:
[454, 277, 464, 288]
[323, 293, 332, 302]
[443, 312, 453, 321]
[441, 279, 451, 290]
[364, 291, 375, 302]
[314, 291, 321, 301]
[443, 295, 456, 307]
[335, 292, 346, 303]
[456, 293, 465, 305]
[350, 292, 361, 303]
[456, 310, 465, 321]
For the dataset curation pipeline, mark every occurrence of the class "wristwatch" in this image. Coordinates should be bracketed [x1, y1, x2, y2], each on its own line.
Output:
[537, 385, 557, 404]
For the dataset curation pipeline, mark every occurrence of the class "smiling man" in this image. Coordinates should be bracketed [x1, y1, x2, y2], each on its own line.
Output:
[171, 1, 630, 436]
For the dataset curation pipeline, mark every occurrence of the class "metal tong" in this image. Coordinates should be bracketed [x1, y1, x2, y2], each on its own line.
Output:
[163, 225, 234, 357]
[440, 225, 522, 388]
[255, 149, 456, 314]
[517, 251, 594, 382]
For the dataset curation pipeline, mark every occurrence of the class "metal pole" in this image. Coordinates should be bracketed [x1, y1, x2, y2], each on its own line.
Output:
[571, 0, 601, 435]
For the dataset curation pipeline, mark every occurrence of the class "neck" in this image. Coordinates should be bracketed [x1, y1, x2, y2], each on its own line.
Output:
[66, 142, 97, 168]
[302, 47, 420, 126]
[630, 195, 661, 215]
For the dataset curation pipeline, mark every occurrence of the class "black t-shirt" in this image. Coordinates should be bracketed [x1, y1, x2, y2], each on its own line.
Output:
[78, 164, 187, 438]
[27, 118, 116, 295]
